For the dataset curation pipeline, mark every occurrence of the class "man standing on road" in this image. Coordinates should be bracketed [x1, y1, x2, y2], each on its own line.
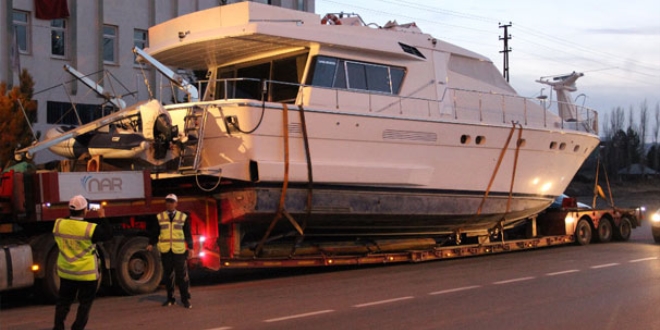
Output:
[53, 195, 112, 330]
[147, 194, 193, 309]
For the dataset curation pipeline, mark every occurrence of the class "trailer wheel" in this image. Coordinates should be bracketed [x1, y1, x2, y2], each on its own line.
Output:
[575, 218, 592, 246]
[614, 217, 632, 241]
[115, 236, 163, 295]
[39, 247, 60, 302]
[652, 227, 660, 243]
[596, 219, 613, 243]
[39, 247, 103, 302]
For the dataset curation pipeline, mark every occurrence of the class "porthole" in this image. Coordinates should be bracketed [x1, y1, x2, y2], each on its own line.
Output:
[559, 142, 566, 150]
[573, 145, 580, 152]
[460, 135, 471, 144]
[549, 142, 557, 149]
[476, 136, 486, 145]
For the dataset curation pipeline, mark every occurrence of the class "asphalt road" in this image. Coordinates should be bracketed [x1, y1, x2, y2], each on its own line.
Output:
[2, 223, 659, 330]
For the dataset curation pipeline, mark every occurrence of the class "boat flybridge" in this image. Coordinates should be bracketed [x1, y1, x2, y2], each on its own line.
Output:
[19, 2, 600, 243]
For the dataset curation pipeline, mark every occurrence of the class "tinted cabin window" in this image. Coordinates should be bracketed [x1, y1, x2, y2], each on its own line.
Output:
[346, 62, 367, 90]
[334, 60, 347, 88]
[390, 67, 405, 94]
[310, 57, 338, 87]
[236, 63, 270, 100]
[216, 54, 307, 102]
[365, 64, 390, 93]
[308, 56, 405, 94]
[271, 55, 306, 102]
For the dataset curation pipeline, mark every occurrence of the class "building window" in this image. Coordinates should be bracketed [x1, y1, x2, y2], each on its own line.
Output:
[103, 25, 118, 64]
[13, 11, 30, 53]
[47, 101, 106, 125]
[50, 19, 66, 57]
[133, 29, 148, 63]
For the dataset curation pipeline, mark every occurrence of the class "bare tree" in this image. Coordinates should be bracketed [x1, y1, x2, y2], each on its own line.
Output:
[628, 105, 635, 132]
[604, 107, 626, 177]
[611, 106, 625, 135]
[653, 103, 660, 170]
[639, 100, 648, 171]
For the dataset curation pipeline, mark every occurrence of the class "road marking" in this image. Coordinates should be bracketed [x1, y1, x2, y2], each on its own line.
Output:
[429, 285, 481, 295]
[546, 269, 580, 276]
[264, 310, 335, 323]
[590, 263, 620, 269]
[353, 296, 414, 308]
[493, 276, 535, 285]
[205, 327, 233, 330]
[629, 257, 658, 263]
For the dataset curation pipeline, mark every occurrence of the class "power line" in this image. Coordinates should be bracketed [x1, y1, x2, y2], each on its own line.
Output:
[317, 0, 660, 85]
[375, 0, 660, 73]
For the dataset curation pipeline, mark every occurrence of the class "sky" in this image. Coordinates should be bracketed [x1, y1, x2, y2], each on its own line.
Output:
[315, 0, 660, 132]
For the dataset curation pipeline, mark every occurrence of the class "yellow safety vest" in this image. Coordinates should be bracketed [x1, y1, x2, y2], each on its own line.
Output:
[53, 218, 99, 281]
[157, 211, 188, 254]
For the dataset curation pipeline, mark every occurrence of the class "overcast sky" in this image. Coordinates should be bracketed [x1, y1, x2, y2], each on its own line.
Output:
[315, 0, 660, 131]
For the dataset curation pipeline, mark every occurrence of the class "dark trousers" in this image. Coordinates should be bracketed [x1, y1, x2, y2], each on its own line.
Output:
[161, 251, 190, 302]
[53, 278, 97, 330]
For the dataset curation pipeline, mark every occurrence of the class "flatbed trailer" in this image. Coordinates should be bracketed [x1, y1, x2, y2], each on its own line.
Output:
[535, 196, 643, 246]
[0, 169, 642, 301]
[213, 235, 576, 269]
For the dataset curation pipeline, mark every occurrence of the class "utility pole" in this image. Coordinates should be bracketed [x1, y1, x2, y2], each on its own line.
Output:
[499, 22, 512, 82]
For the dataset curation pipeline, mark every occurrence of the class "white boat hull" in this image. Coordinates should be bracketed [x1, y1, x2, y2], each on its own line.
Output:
[164, 100, 599, 235]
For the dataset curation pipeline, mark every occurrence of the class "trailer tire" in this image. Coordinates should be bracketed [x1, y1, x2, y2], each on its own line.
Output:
[39, 247, 60, 303]
[575, 218, 592, 246]
[614, 217, 632, 241]
[115, 236, 163, 295]
[596, 218, 613, 243]
[652, 227, 660, 243]
[39, 247, 103, 303]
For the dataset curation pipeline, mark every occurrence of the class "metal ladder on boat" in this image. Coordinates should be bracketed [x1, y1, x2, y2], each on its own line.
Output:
[178, 105, 208, 173]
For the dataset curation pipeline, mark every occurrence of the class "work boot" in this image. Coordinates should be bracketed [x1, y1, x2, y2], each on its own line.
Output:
[182, 300, 192, 309]
[162, 298, 175, 307]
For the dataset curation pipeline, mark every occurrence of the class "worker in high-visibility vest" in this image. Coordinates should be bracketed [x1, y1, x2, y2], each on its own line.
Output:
[147, 194, 193, 309]
[53, 195, 112, 330]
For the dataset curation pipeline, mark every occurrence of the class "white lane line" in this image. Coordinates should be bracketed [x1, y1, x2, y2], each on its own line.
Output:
[429, 285, 481, 295]
[630, 257, 658, 263]
[353, 296, 414, 308]
[546, 269, 580, 276]
[493, 276, 535, 285]
[590, 263, 620, 269]
[264, 310, 335, 323]
[205, 327, 233, 330]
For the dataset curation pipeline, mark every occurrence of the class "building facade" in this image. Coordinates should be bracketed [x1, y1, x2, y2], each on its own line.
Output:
[1, 0, 315, 164]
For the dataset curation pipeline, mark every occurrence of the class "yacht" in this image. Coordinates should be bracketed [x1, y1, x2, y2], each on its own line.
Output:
[28, 2, 601, 242]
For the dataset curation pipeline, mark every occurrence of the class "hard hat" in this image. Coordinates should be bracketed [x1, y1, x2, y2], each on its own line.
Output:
[165, 194, 178, 202]
[69, 195, 88, 211]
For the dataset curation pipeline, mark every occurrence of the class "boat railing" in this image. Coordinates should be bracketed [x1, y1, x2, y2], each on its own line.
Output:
[192, 78, 598, 135]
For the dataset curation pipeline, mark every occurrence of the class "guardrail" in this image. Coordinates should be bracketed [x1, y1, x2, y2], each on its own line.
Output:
[187, 78, 598, 135]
